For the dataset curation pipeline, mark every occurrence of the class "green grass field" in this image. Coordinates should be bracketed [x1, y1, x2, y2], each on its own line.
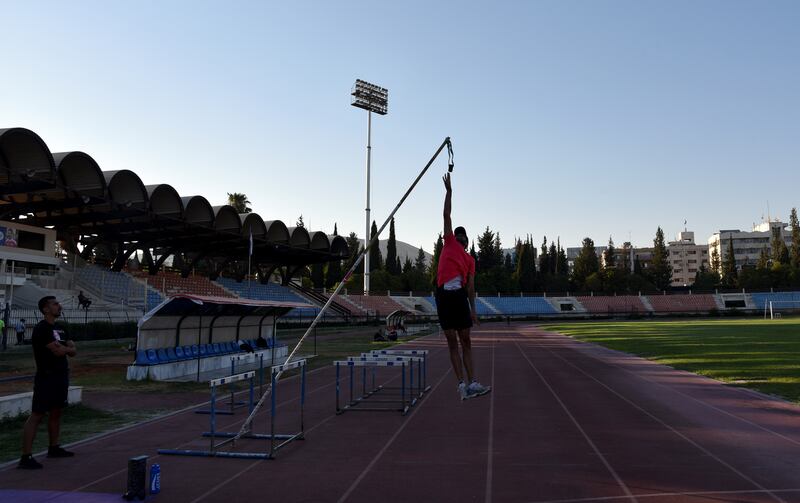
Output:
[541, 318, 800, 402]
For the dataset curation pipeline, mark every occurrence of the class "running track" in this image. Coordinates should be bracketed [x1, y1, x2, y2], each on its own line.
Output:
[3, 323, 800, 502]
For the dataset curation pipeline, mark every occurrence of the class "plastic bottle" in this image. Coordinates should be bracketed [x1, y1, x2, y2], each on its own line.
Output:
[149, 463, 161, 495]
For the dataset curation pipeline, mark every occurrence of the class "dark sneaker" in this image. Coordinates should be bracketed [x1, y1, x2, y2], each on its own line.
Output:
[47, 446, 75, 458]
[465, 381, 491, 399]
[18, 455, 43, 469]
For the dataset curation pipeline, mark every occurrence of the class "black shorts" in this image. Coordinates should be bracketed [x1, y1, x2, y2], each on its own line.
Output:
[435, 287, 473, 331]
[32, 371, 69, 414]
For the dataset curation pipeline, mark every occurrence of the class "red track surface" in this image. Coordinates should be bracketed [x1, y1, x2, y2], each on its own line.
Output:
[3, 323, 800, 502]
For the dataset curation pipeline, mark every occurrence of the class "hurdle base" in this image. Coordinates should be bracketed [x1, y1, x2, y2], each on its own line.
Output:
[202, 431, 301, 440]
[158, 448, 272, 460]
[338, 401, 410, 416]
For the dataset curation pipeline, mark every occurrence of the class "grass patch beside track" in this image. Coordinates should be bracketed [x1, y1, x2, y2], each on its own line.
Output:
[0, 405, 153, 464]
[541, 317, 800, 402]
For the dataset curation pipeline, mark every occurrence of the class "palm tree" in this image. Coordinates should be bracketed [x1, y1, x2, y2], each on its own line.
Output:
[227, 192, 252, 213]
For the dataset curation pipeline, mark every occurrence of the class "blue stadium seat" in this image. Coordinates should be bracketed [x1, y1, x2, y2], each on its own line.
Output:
[135, 350, 150, 365]
[165, 347, 178, 361]
[146, 349, 158, 364]
[181, 345, 193, 358]
[213, 343, 222, 354]
[199, 345, 207, 357]
[174, 346, 185, 360]
[190, 345, 199, 357]
[156, 348, 170, 363]
[481, 296, 558, 315]
[227, 341, 237, 353]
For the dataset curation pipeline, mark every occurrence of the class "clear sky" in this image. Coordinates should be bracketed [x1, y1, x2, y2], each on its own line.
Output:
[2, 1, 798, 253]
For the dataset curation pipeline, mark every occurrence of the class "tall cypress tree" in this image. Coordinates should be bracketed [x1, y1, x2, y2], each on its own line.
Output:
[414, 247, 427, 273]
[494, 232, 504, 267]
[477, 227, 497, 270]
[386, 217, 398, 275]
[430, 233, 444, 284]
[516, 237, 537, 292]
[548, 242, 558, 274]
[571, 237, 599, 288]
[791, 208, 800, 269]
[711, 246, 721, 274]
[538, 237, 550, 275]
[345, 232, 361, 271]
[556, 241, 568, 277]
[756, 245, 770, 271]
[721, 235, 737, 288]
[369, 221, 382, 272]
[604, 236, 616, 268]
[771, 226, 790, 265]
[649, 227, 672, 290]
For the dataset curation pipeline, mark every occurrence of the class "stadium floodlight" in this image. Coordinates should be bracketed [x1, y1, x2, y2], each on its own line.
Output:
[351, 79, 388, 295]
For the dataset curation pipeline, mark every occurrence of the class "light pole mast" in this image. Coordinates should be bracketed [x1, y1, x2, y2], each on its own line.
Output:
[351, 79, 388, 295]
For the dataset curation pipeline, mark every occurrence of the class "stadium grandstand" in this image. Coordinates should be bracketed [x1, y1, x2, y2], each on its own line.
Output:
[3, 125, 800, 352]
[0, 127, 349, 335]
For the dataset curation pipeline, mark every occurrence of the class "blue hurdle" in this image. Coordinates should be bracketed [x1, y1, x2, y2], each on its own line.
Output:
[352, 354, 425, 404]
[159, 359, 307, 460]
[335, 356, 424, 415]
[367, 349, 431, 395]
[195, 355, 256, 415]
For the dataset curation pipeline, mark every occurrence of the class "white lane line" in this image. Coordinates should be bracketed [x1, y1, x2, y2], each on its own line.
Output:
[336, 368, 453, 503]
[529, 487, 800, 503]
[189, 411, 341, 503]
[484, 340, 496, 503]
[193, 345, 449, 503]
[524, 334, 786, 503]
[535, 326, 800, 450]
[513, 341, 637, 503]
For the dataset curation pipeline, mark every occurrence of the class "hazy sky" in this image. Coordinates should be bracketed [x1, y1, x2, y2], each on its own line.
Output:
[2, 1, 798, 252]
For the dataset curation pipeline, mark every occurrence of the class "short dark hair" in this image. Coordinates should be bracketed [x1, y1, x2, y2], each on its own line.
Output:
[454, 226, 467, 237]
[38, 296, 56, 314]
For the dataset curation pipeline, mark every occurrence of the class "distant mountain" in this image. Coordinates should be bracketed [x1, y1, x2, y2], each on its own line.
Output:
[359, 239, 432, 266]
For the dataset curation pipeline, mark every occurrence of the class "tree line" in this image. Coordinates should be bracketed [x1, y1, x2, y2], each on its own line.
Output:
[237, 194, 800, 294]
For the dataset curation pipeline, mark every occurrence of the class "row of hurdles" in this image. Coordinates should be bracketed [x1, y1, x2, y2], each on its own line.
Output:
[335, 349, 432, 416]
[156, 347, 432, 461]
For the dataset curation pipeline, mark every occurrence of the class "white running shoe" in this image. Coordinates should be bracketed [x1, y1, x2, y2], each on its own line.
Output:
[458, 382, 468, 400]
[466, 381, 491, 399]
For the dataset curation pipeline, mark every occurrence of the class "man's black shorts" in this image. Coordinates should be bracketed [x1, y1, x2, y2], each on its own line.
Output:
[32, 371, 69, 413]
[435, 287, 473, 331]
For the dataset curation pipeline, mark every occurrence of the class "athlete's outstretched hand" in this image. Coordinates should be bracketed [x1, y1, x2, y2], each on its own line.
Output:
[443, 172, 452, 192]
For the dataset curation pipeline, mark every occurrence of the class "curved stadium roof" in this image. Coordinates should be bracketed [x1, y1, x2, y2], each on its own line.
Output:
[0, 127, 349, 274]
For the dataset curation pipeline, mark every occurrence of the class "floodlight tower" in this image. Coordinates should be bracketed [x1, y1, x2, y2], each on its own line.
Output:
[351, 79, 388, 295]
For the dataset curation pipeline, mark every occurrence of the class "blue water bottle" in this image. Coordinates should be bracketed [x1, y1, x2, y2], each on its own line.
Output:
[149, 463, 161, 495]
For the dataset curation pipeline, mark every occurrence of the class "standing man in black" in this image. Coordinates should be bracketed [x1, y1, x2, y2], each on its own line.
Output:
[18, 296, 77, 469]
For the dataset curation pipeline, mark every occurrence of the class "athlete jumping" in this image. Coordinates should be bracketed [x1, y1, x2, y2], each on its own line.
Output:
[436, 172, 491, 400]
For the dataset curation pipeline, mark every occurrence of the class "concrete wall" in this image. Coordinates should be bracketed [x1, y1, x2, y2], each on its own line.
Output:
[0, 386, 82, 420]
